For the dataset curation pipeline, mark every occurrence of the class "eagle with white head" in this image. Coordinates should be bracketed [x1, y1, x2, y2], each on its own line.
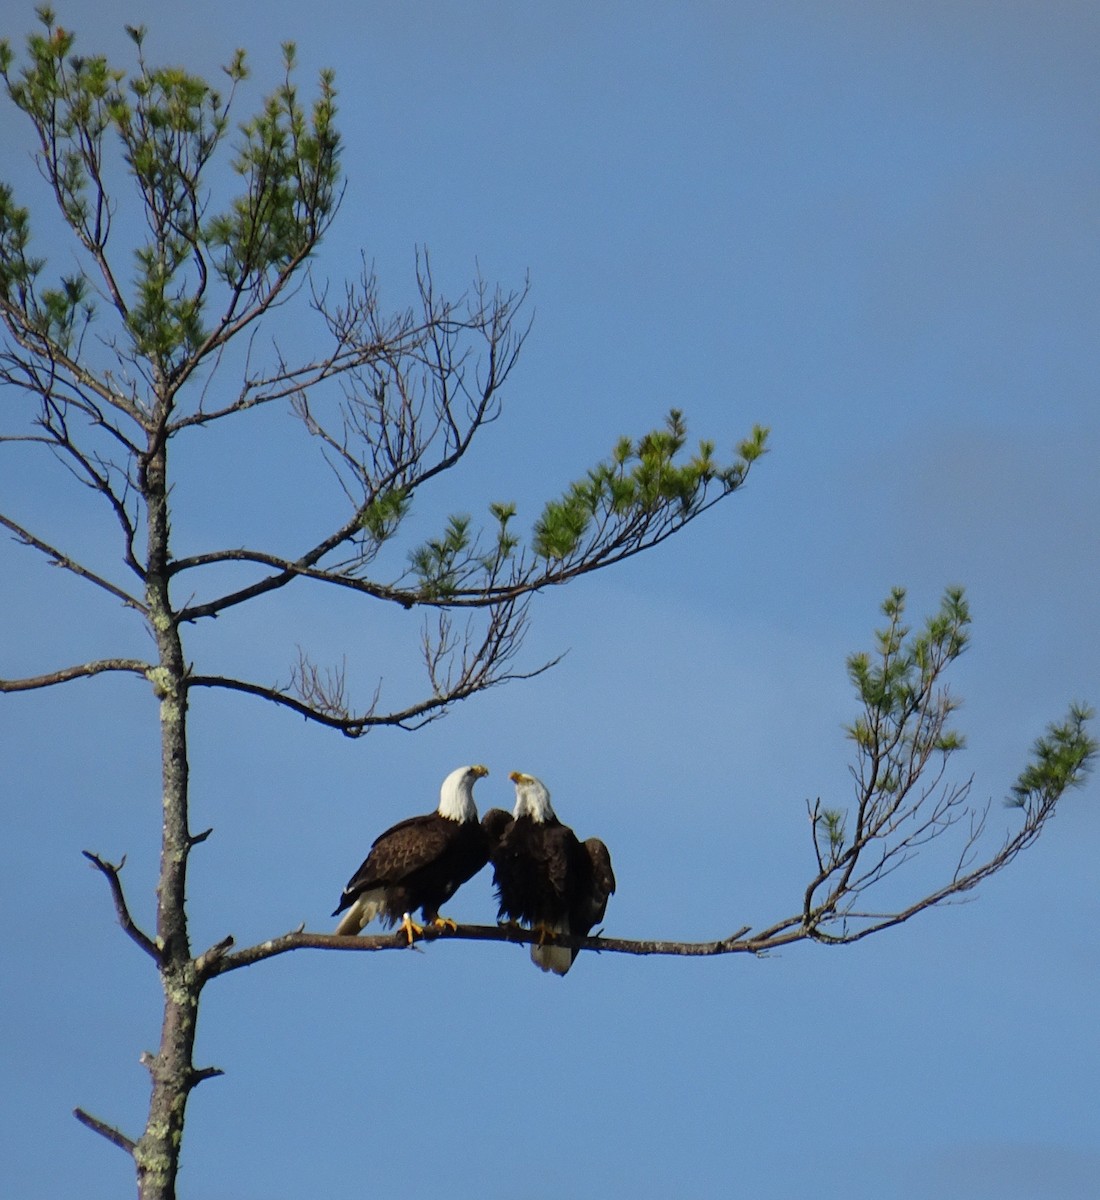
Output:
[490, 771, 615, 974]
[332, 764, 490, 944]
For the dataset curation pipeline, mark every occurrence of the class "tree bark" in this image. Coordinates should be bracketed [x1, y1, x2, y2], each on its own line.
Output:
[134, 436, 201, 1200]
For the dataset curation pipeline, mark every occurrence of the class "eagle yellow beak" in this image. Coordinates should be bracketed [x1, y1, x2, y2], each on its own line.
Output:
[471, 764, 490, 778]
[509, 770, 533, 784]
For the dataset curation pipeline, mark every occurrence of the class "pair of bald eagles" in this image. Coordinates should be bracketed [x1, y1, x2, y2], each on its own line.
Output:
[331, 765, 614, 975]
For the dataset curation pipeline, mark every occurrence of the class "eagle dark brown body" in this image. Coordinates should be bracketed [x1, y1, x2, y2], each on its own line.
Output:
[491, 772, 615, 974]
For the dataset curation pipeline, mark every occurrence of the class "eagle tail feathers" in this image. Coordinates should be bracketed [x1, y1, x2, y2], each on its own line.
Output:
[333, 890, 385, 936]
[530, 920, 574, 976]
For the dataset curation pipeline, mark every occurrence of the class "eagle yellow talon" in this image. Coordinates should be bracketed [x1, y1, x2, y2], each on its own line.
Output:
[400, 913, 425, 945]
[430, 916, 459, 933]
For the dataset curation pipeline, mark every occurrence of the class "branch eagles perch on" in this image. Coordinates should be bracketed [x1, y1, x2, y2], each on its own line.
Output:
[490, 770, 616, 974]
[332, 763, 493, 943]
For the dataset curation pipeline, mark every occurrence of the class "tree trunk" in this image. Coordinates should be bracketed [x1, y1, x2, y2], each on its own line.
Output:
[134, 437, 201, 1200]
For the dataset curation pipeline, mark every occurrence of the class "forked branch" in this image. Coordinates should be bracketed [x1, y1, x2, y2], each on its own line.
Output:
[82, 851, 161, 961]
[790, 590, 1095, 943]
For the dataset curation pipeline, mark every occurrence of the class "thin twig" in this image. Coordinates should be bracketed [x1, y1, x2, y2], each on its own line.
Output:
[82, 851, 161, 962]
[185, 655, 558, 734]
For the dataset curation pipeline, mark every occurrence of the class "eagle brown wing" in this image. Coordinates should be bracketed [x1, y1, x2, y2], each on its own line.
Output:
[573, 837, 616, 936]
[544, 822, 586, 906]
[333, 812, 466, 923]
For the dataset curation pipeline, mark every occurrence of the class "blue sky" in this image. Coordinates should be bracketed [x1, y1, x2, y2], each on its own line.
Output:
[1, 3, 1098, 1197]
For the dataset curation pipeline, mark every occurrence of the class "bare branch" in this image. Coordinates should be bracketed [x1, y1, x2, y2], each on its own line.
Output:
[34, 395, 145, 575]
[200, 922, 763, 979]
[167, 237, 324, 400]
[0, 352, 147, 578]
[72, 1107, 137, 1157]
[170, 546, 413, 615]
[82, 851, 161, 962]
[0, 513, 146, 611]
[188, 1065, 225, 1088]
[185, 629, 559, 735]
[0, 358, 144, 458]
[0, 659, 151, 693]
[0, 308, 147, 424]
[183, 673, 374, 735]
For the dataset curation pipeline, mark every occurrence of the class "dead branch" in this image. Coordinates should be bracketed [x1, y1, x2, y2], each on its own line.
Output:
[0, 513, 147, 610]
[73, 1107, 137, 1157]
[0, 307, 147, 423]
[0, 659, 151, 692]
[82, 851, 161, 962]
[188, 1066, 225, 1089]
[185, 637, 559, 735]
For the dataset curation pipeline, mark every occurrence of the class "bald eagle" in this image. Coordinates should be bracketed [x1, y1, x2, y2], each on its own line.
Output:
[491, 771, 615, 975]
[332, 764, 490, 943]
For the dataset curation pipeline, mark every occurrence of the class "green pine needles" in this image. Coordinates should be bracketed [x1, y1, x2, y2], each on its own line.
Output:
[801, 588, 1095, 942]
[533, 410, 768, 561]
[1008, 701, 1096, 811]
[0, 9, 340, 379]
